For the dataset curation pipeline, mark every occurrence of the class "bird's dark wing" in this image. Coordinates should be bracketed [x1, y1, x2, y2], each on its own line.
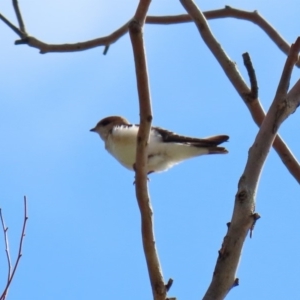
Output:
[153, 126, 229, 147]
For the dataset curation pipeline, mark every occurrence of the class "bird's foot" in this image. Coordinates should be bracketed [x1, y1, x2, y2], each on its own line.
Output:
[132, 177, 150, 185]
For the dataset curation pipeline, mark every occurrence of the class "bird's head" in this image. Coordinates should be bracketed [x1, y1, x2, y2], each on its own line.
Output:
[90, 116, 130, 140]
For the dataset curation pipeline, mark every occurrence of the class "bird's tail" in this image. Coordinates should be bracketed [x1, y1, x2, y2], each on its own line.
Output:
[208, 146, 228, 154]
[204, 135, 229, 154]
[203, 135, 229, 144]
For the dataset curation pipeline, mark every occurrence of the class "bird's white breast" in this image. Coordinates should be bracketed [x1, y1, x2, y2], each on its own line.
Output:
[105, 125, 139, 170]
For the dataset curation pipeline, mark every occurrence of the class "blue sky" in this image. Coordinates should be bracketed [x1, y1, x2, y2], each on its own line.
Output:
[1, 1, 300, 299]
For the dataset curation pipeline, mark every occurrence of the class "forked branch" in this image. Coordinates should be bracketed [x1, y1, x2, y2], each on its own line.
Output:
[0, 196, 28, 300]
[12, 0, 25, 32]
[1, 1, 299, 183]
[2, 1, 299, 182]
[203, 38, 300, 300]
[0, 1, 298, 66]
[179, 0, 300, 184]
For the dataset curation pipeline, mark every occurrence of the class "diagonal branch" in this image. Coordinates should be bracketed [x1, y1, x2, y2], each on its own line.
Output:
[203, 37, 300, 300]
[0, 13, 24, 37]
[179, 0, 300, 184]
[203, 6, 300, 67]
[129, 1, 167, 300]
[240, 53, 300, 179]
[147, 7, 300, 67]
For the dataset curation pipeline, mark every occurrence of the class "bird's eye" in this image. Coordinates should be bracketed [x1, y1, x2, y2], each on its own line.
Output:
[100, 119, 111, 126]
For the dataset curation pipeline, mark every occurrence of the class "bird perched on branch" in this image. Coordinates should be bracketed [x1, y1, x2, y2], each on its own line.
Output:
[90, 116, 229, 174]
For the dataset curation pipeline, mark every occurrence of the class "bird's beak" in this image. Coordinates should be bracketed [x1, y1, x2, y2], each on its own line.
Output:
[90, 127, 96, 132]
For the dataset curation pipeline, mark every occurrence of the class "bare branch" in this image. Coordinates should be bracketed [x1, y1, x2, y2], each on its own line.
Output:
[12, 0, 26, 32]
[0, 209, 12, 284]
[179, 0, 300, 184]
[203, 37, 300, 300]
[240, 53, 300, 179]
[147, 7, 300, 67]
[279, 79, 300, 122]
[208, 6, 300, 67]
[242, 53, 258, 99]
[14, 21, 130, 54]
[146, 14, 191, 24]
[0, 196, 28, 300]
[249, 213, 261, 238]
[1, 1, 297, 179]
[0, 13, 24, 37]
[0, 3, 297, 66]
[129, 1, 166, 300]
[103, 45, 110, 55]
[165, 278, 174, 292]
[134, 0, 152, 20]
[245, 98, 300, 182]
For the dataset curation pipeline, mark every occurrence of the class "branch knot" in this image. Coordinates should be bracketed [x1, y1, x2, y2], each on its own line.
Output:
[129, 19, 143, 34]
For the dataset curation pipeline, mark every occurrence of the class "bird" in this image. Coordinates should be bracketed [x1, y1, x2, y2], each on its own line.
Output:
[90, 116, 229, 174]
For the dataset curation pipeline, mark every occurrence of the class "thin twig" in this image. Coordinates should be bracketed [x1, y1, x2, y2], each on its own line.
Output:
[0, 210, 12, 283]
[103, 45, 110, 55]
[129, 1, 166, 300]
[165, 278, 174, 292]
[249, 213, 261, 238]
[0, 196, 28, 300]
[12, 0, 26, 32]
[242, 52, 258, 99]
[0, 13, 24, 37]
[204, 37, 300, 300]
[179, 0, 300, 184]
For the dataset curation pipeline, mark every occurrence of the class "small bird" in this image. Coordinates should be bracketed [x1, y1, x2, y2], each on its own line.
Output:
[90, 116, 229, 174]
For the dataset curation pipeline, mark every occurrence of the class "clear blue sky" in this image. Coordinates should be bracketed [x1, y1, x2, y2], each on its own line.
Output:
[1, 1, 300, 299]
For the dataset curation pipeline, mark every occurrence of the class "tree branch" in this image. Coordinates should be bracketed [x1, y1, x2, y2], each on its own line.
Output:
[129, 1, 167, 300]
[2, 1, 298, 179]
[240, 53, 300, 179]
[0, 4, 298, 66]
[147, 7, 300, 67]
[13, 22, 130, 54]
[0, 196, 28, 300]
[0, 209, 12, 284]
[3, 1, 298, 179]
[242, 53, 258, 99]
[203, 37, 300, 300]
[179, 0, 300, 184]
[0, 13, 25, 37]
[12, 0, 26, 32]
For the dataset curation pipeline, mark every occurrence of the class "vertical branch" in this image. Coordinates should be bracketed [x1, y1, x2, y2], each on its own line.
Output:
[203, 38, 300, 300]
[0, 210, 12, 284]
[129, 1, 166, 300]
[0, 196, 28, 300]
[12, 0, 26, 32]
[242, 52, 258, 99]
